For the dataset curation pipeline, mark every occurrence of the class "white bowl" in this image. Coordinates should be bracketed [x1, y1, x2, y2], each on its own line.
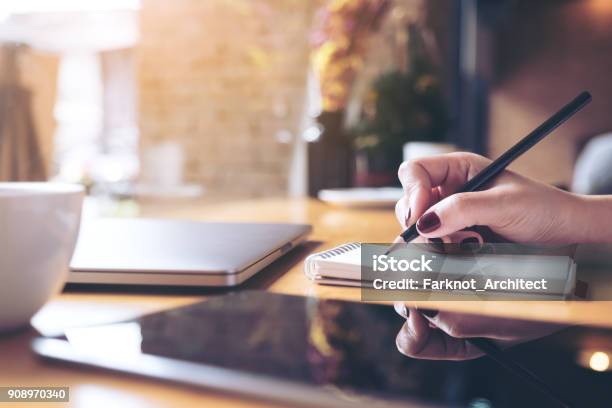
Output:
[0, 183, 84, 333]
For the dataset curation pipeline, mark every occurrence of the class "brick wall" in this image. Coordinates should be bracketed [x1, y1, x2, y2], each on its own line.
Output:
[138, 0, 316, 196]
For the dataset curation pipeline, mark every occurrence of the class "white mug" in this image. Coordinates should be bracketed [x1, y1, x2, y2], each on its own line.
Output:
[0, 183, 84, 333]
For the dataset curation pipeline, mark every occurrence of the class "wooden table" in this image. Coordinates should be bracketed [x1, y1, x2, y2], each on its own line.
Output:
[1, 197, 611, 408]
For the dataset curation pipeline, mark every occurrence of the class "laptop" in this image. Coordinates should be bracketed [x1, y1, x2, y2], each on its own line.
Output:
[69, 218, 311, 287]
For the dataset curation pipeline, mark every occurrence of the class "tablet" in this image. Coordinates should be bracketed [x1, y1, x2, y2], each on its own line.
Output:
[33, 291, 611, 407]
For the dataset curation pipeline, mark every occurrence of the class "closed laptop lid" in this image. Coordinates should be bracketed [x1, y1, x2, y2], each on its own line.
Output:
[70, 218, 311, 275]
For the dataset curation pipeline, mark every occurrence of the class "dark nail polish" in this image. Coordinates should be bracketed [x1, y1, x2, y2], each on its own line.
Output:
[419, 309, 439, 318]
[460, 237, 480, 251]
[417, 212, 441, 233]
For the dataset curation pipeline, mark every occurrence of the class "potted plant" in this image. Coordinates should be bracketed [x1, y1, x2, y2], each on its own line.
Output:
[350, 23, 451, 187]
[307, 0, 391, 196]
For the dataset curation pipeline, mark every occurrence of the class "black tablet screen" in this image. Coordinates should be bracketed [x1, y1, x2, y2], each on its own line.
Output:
[60, 291, 611, 407]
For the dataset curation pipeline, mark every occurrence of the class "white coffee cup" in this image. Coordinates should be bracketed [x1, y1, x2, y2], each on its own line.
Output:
[0, 183, 84, 333]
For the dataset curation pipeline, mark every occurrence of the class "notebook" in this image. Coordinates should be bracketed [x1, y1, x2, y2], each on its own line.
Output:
[304, 243, 581, 298]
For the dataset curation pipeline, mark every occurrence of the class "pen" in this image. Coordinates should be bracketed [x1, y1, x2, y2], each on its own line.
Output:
[468, 337, 573, 408]
[385, 90, 592, 255]
[397, 304, 575, 407]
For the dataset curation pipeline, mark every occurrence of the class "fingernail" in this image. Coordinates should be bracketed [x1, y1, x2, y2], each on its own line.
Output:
[419, 309, 439, 318]
[417, 212, 441, 233]
[404, 208, 411, 228]
[460, 237, 480, 251]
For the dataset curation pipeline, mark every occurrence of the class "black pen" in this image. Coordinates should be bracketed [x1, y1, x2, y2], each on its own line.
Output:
[385, 90, 592, 255]
[468, 337, 573, 408]
[399, 304, 575, 407]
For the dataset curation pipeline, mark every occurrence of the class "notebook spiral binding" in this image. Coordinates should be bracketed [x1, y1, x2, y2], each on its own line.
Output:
[304, 242, 361, 281]
[318, 242, 360, 259]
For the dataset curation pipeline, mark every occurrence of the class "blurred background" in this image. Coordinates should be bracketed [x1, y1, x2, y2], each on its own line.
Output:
[1, 0, 612, 211]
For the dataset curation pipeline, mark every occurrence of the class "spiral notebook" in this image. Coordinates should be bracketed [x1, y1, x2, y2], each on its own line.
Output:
[304, 242, 584, 298]
[304, 242, 364, 287]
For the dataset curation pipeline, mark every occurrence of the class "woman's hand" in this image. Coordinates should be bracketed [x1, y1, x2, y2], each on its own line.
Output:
[393, 304, 564, 361]
[395, 152, 595, 244]
[391, 152, 610, 361]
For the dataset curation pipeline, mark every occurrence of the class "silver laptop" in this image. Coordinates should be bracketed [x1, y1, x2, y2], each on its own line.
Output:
[69, 218, 311, 287]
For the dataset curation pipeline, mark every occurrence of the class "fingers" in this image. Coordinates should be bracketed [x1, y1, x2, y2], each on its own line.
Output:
[393, 305, 565, 361]
[396, 161, 436, 226]
[393, 302, 408, 318]
[394, 196, 413, 228]
[421, 309, 565, 342]
[395, 307, 484, 361]
[398, 152, 489, 194]
[395, 153, 491, 229]
[418, 310, 517, 340]
[415, 190, 506, 238]
[393, 304, 503, 340]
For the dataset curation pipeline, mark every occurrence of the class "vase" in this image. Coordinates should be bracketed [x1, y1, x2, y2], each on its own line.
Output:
[307, 111, 353, 197]
[353, 150, 397, 187]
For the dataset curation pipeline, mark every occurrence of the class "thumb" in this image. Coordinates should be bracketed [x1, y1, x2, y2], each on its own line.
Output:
[415, 191, 503, 238]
